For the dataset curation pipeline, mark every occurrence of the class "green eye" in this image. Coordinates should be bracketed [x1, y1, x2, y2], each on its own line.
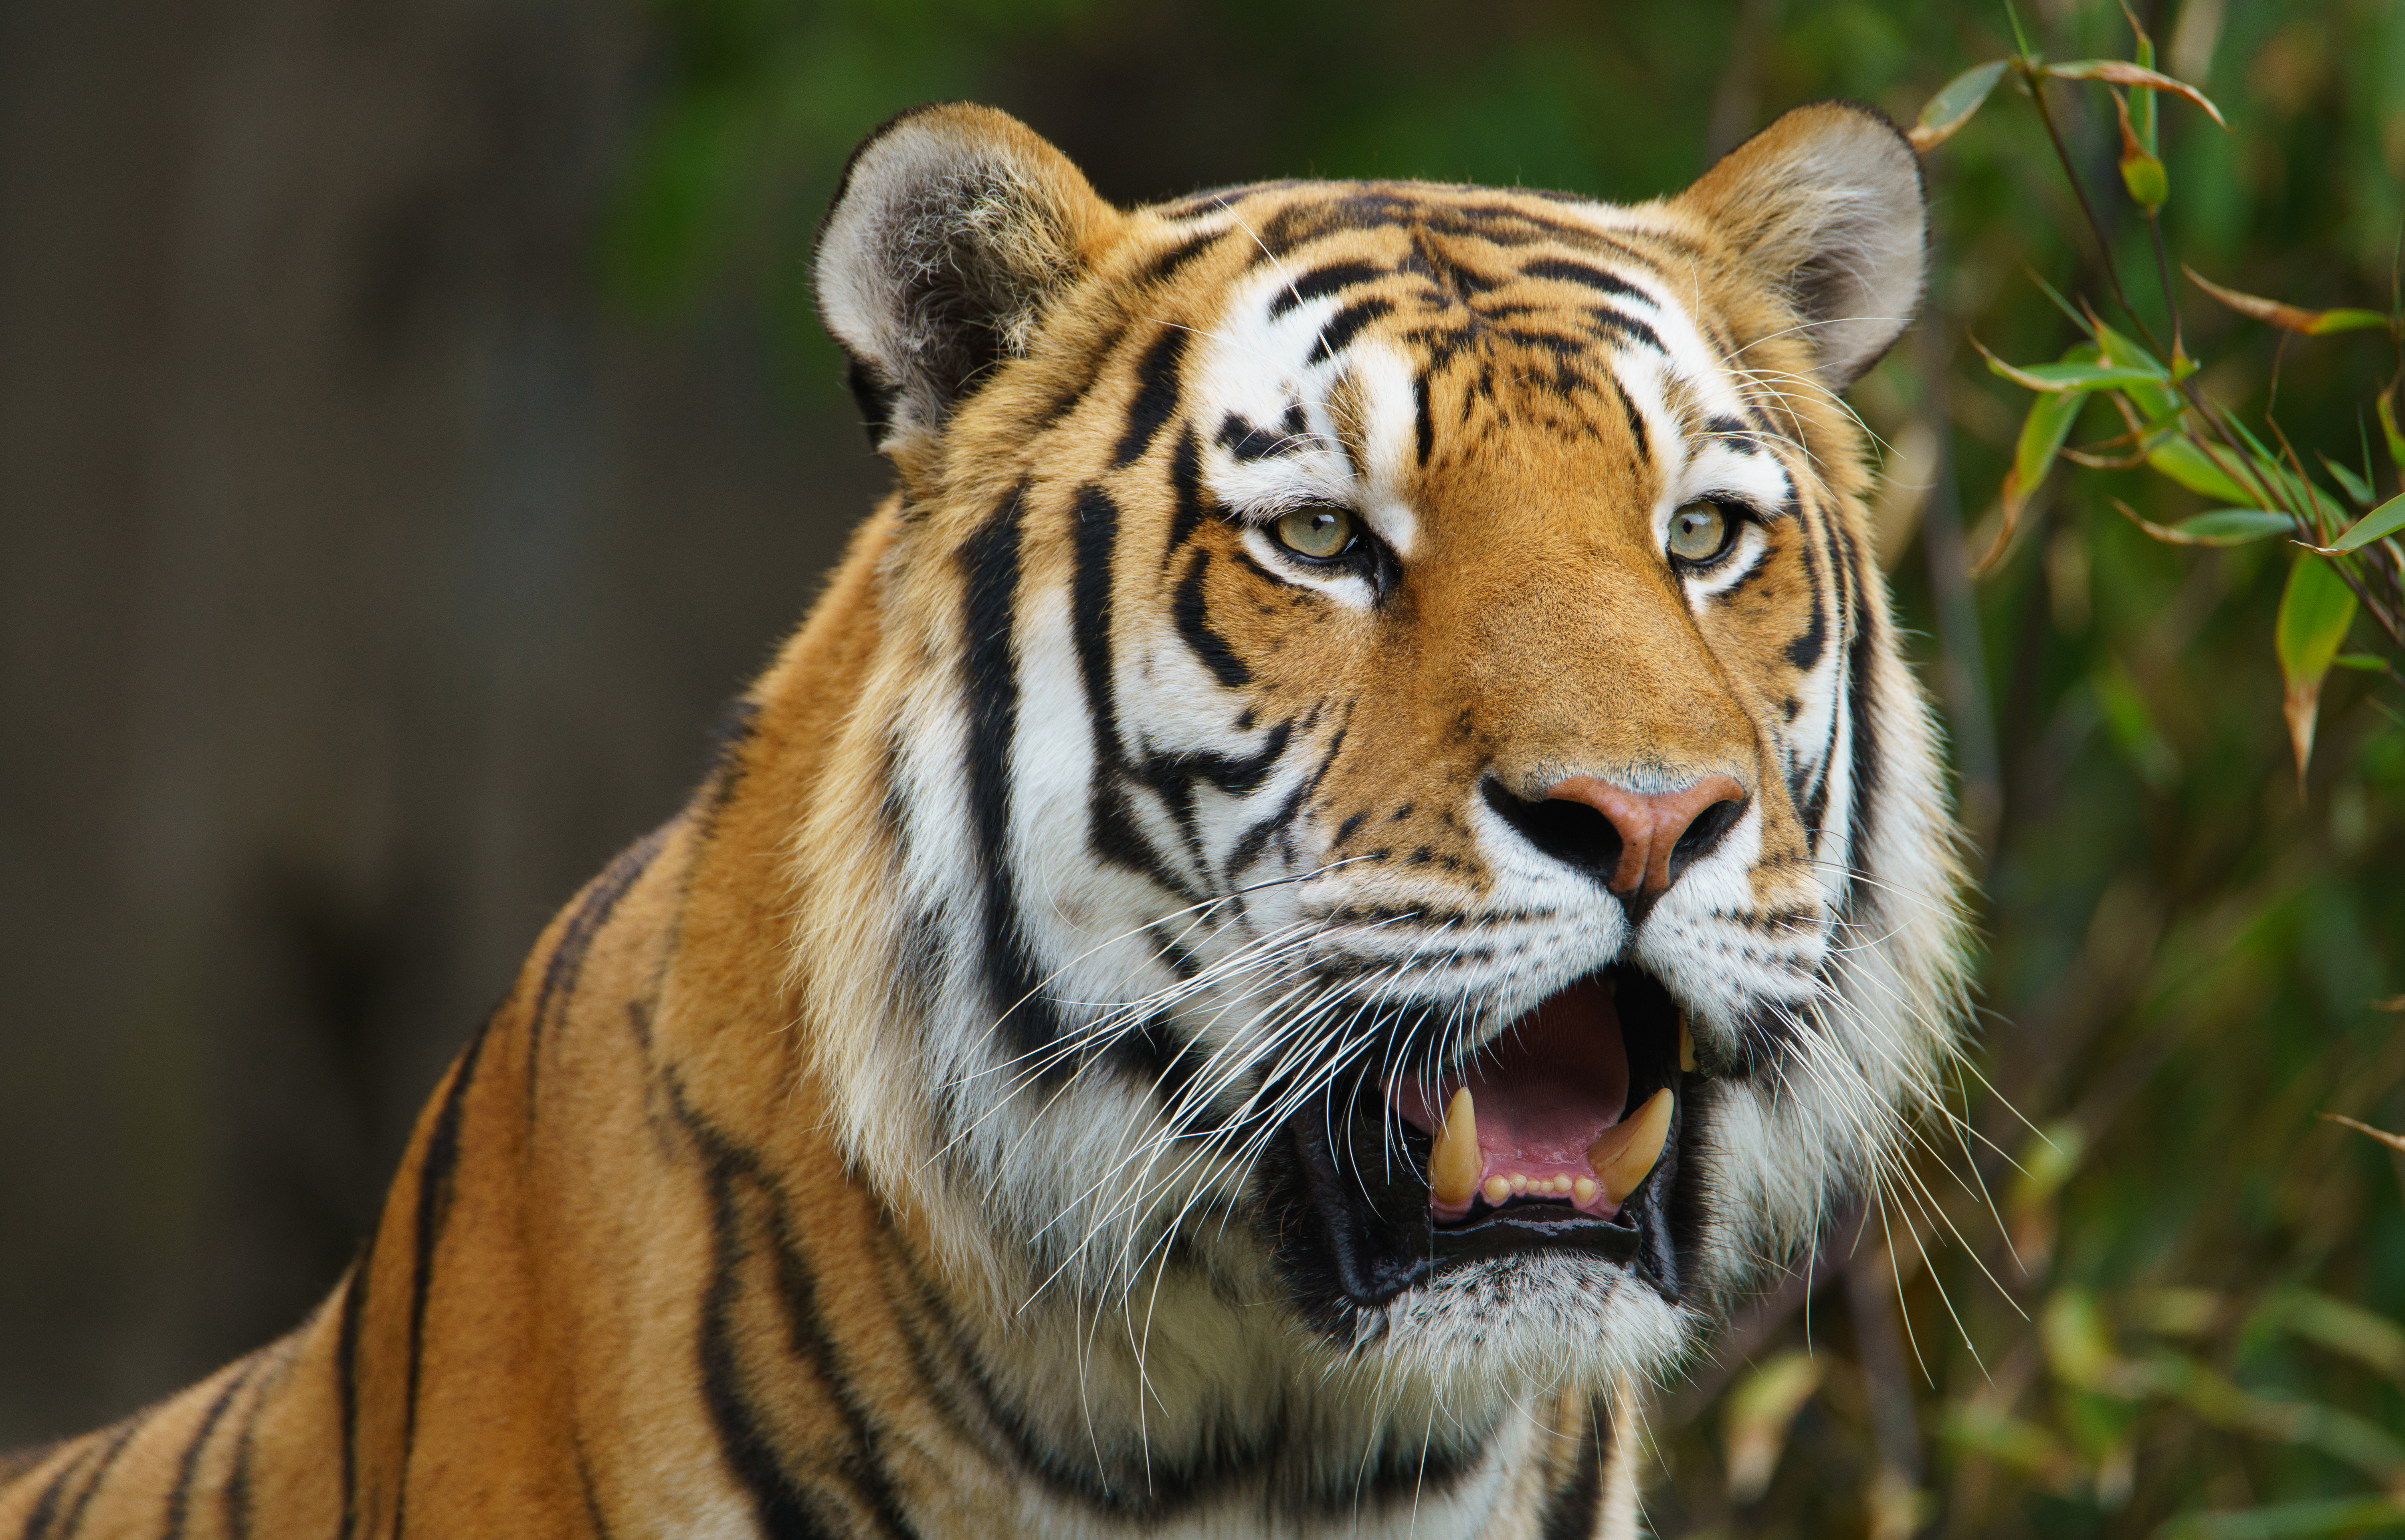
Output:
[1272, 505, 1359, 561]
[1666, 501, 1734, 564]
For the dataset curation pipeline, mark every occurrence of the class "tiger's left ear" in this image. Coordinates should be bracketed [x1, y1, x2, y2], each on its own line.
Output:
[816, 103, 1123, 468]
[1676, 101, 1927, 390]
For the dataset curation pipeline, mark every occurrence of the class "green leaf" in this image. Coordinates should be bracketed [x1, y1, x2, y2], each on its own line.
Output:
[1910, 59, 2009, 151]
[2015, 389, 2086, 495]
[2175, 509, 2297, 545]
[2276, 557, 2359, 783]
[2332, 491, 2405, 552]
[2334, 653, 2391, 672]
[2320, 454, 2374, 507]
[2153, 1496, 2405, 1539]
[2306, 308, 2393, 336]
[1987, 357, 2169, 393]
[2147, 438, 2260, 504]
[2040, 59, 2229, 128]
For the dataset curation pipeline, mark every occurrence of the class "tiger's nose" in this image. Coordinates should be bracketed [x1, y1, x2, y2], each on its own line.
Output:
[1543, 773, 1748, 896]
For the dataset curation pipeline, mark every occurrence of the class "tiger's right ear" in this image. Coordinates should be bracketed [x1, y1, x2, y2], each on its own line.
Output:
[815, 104, 1120, 468]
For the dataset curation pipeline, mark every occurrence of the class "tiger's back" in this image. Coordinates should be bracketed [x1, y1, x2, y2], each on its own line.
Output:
[3, 99, 1962, 1539]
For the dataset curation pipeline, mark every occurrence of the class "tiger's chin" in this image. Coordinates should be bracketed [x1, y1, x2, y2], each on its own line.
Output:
[1252, 964, 1712, 1394]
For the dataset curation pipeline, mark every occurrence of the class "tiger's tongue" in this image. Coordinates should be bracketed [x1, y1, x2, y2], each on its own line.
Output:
[1394, 976, 1631, 1206]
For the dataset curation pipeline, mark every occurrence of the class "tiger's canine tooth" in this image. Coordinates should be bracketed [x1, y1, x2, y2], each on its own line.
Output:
[1679, 1011, 1696, 1074]
[1429, 1086, 1481, 1211]
[1588, 1088, 1674, 1207]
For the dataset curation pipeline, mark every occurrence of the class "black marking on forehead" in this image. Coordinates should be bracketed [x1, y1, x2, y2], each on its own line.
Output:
[1308, 297, 1396, 365]
[1252, 189, 1625, 259]
[1519, 256, 1648, 303]
[1113, 327, 1190, 468]
[1412, 372, 1434, 466]
[1704, 415, 1756, 452]
[1217, 412, 1287, 462]
[1268, 261, 1387, 319]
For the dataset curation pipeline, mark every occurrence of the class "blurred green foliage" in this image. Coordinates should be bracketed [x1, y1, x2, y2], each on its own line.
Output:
[601, 1, 2405, 1533]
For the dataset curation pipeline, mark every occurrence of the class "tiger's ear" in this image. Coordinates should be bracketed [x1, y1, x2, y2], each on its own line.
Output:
[815, 104, 1121, 464]
[1676, 101, 1926, 390]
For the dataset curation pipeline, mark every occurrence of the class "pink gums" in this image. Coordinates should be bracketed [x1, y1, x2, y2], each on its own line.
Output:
[1392, 975, 1633, 1223]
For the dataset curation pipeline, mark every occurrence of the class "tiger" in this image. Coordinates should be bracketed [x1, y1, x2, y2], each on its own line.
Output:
[0, 97, 1967, 1538]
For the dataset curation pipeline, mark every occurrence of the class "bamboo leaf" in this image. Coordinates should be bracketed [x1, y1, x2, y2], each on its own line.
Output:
[2178, 509, 2296, 544]
[1977, 389, 2087, 575]
[2186, 268, 2395, 337]
[2040, 59, 2229, 127]
[2330, 492, 2405, 552]
[1910, 59, 2009, 151]
[1977, 343, 2167, 393]
[2147, 437, 2260, 505]
[2276, 557, 2359, 783]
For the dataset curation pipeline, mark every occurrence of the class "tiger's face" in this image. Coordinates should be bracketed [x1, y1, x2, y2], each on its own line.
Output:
[804, 104, 1966, 1414]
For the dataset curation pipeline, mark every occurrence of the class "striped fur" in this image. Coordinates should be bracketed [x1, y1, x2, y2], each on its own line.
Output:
[1, 102, 1967, 1538]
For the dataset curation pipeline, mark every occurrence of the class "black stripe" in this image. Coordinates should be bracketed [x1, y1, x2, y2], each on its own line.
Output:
[1412, 371, 1434, 466]
[1581, 305, 1664, 353]
[333, 1238, 374, 1540]
[1070, 484, 1185, 897]
[1164, 426, 1209, 567]
[1841, 525, 1880, 916]
[572, 1435, 618, 1540]
[1112, 327, 1188, 468]
[958, 485, 1065, 1066]
[689, 1133, 839, 1538]
[1267, 260, 1385, 318]
[1520, 256, 1646, 302]
[393, 1011, 501, 1537]
[1142, 229, 1223, 286]
[12, 1440, 91, 1540]
[161, 1362, 258, 1540]
[1225, 776, 1310, 884]
[45, 1410, 148, 1540]
[1172, 549, 1249, 689]
[1784, 505, 1829, 670]
[1307, 297, 1395, 364]
[1536, 1399, 1609, 1540]
[679, 1096, 919, 1539]
[525, 828, 666, 1106]
[1607, 372, 1649, 460]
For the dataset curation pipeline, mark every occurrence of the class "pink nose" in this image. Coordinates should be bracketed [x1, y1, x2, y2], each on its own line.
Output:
[1542, 774, 1747, 895]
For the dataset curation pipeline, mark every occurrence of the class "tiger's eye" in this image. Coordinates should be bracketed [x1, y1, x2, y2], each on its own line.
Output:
[1666, 501, 1732, 564]
[1273, 505, 1358, 561]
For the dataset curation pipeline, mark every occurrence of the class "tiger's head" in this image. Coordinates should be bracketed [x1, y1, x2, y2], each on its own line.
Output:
[796, 102, 1967, 1420]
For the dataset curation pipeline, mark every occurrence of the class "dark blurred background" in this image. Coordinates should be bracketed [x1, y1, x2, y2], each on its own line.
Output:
[2, 1, 2399, 1535]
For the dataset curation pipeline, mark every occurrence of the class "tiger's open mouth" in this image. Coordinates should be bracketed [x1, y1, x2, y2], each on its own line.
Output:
[1269, 966, 1693, 1323]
